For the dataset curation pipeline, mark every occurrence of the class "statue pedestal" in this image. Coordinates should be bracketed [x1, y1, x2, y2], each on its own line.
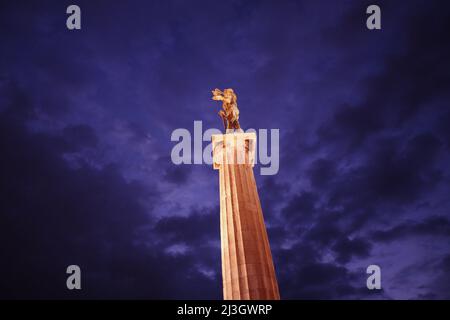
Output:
[212, 132, 280, 300]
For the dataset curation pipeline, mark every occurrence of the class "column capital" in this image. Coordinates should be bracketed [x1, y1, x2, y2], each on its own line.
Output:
[212, 132, 256, 169]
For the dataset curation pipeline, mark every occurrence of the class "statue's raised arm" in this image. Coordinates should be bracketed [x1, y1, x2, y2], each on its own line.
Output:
[212, 88, 224, 100]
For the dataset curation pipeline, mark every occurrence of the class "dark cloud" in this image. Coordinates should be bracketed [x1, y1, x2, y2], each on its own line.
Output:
[278, 258, 360, 299]
[318, 104, 383, 149]
[163, 165, 191, 184]
[158, 154, 192, 184]
[417, 254, 450, 299]
[62, 124, 98, 149]
[307, 158, 336, 189]
[281, 191, 317, 222]
[372, 216, 450, 243]
[436, 111, 450, 149]
[305, 219, 342, 247]
[440, 254, 450, 270]
[0, 86, 219, 299]
[362, 133, 442, 204]
[153, 207, 219, 246]
[332, 237, 372, 264]
[325, 133, 443, 217]
[258, 176, 290, 218]
[317, 1, 450, 151]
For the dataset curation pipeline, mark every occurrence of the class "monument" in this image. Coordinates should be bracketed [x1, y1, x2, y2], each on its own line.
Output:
[211, 88, 280, 300]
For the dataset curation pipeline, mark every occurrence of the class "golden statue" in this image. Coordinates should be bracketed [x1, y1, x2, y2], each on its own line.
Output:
[212, 88, 241, 130]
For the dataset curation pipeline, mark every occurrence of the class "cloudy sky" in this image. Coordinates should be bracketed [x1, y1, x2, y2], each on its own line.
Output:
[1, 0, 449, 299]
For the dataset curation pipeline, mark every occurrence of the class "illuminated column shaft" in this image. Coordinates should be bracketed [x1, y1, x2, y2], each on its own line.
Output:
[212, 132, 280, 300]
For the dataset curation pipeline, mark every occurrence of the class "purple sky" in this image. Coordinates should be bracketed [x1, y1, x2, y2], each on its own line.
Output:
[1, 0, 450, 299]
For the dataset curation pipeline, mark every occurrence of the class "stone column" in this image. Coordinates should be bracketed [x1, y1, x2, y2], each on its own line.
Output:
[212, 132, 280, 300]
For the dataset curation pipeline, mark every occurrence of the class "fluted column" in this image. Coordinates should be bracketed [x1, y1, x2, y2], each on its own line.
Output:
[212, 132, 280, 300]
